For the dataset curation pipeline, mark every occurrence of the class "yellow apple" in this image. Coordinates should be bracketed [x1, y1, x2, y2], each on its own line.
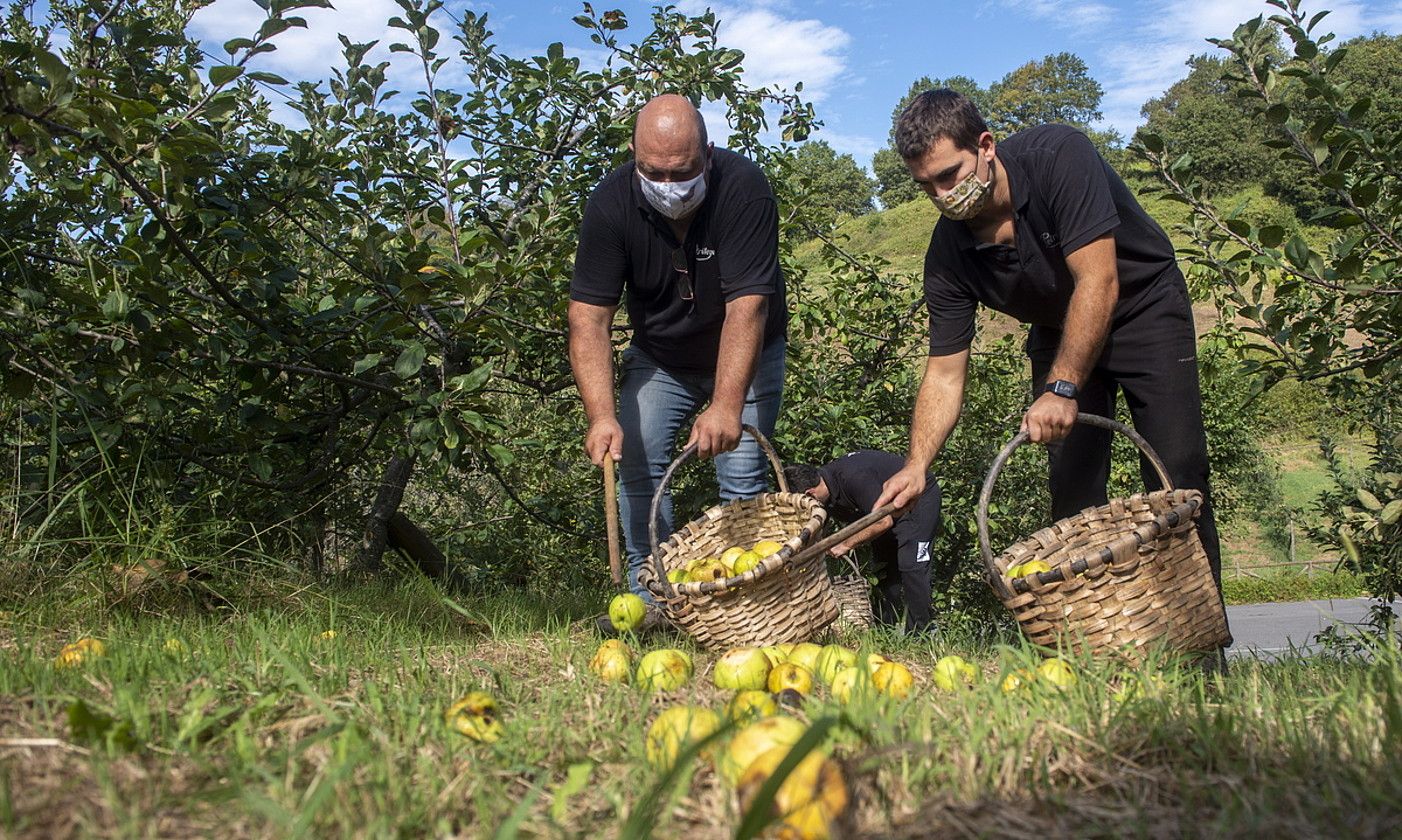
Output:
[872, 661, 914, 699]
[590, 643, 633, 683]
[732, 550, 763, 575]
[666, 568, 688, 584]
[1001, 669, 1035, 694]
[54, 637, 105, 669]
[726, 690, 779, 723]
[865, 653, 892, 673]
[608, 593, 647, 631]
[828, 666, 871, 705]
[714, 647, 773, 691]
[932, 655, 978, 692]
[751, 539, 785, 558]
[719, 546, 746, 569]
[645, 705, 721, 771]
[761, 644, 793, 668]
[736, 744, 848, 827]
[814, 645, 858, 685]
[445, 691, 504, 742]
[636, 649, 693, 692]
[1008, 559, 1053, 580]
[787, 643, 824, 673]
[1037, 657, 1078, 689]
[718, 714, 807, 786]
[689, 558, 728, 583]
[768, 662, 815, 697]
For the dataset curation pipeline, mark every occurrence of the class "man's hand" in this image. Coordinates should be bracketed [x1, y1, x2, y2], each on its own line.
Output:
[585, 417, 624, 466]
[874, 465, 926, 516]
[1021, 391, 1078, 443]
[686, 405, 742, 459]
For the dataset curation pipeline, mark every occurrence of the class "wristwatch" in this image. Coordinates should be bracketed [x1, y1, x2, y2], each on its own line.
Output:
[1044, 379, 1079, 399]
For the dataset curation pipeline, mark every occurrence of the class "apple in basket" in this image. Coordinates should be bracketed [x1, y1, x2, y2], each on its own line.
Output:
[751, 539, 784, 558]
[689, 557, 728, 583]
[713, 647, 773, 691]
[645, 705, 721, 771]
[731, 551, 763, 575]
[767, 662, 815, 697]
[1007, 560, 1053, 580]
[636, 649, 694, 692]
[666, 568, 689, 584]
[608, 593, 647, 631]
[719, 546, 746, 570]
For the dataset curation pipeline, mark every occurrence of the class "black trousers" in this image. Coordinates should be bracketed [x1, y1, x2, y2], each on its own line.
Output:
[1026, 282, 1222, 588]
[868, 483, 941, 634]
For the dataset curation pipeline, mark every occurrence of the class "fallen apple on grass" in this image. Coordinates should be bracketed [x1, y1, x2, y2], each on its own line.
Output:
[645, 705, 721, 771]
[718, 714, 808, 786]
[608, 593, 647, 632]
[932, 655, 978, 692]
[445, 691, 504, 743]
[636, 649, 694, 692]
[872, 661, 915, 699]
[714, 647, 772, 691]
[767, 662, 815, 697]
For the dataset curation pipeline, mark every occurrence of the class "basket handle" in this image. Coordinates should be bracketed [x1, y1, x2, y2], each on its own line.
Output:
[647, 424, 788, 601]
[976, 413, 1175, 600]
[785, 503, 900, 568]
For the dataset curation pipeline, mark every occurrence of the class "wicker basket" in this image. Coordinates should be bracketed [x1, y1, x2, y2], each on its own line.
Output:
[638, 426, 895, 651]
[830, 554, 875, 630]
[977, 413, 1232, 658]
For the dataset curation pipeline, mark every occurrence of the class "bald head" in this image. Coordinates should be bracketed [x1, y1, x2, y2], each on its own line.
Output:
[632, 94, 710, 182]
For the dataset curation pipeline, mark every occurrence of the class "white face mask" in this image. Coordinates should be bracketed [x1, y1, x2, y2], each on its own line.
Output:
[639, 167, 708, 219]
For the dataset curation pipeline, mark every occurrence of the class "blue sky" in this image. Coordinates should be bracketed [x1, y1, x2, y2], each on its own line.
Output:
[186, 0, 1402, 169]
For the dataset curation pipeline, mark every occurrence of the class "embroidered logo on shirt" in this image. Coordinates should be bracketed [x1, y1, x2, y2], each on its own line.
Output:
[695, 246, 716, 261]
[1039, 231, 1059, 248]
[915, 541, 930, 563]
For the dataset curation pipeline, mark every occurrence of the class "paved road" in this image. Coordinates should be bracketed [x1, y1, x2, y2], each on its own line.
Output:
[1225, 597, 1378, 658]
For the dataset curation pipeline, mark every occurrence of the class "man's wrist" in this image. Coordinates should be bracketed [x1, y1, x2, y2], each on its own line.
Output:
[1043, 379, 1079, 400]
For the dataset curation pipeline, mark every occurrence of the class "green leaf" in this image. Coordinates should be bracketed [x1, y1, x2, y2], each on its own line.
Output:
[223, 37, 257, 53]
[1358, 488, 1382, 511]
[1381, 500, 1402, 526]
[352, 353, 382, 375]
[209, 65, 245, 86]
[394, 343, 427, 379]
[550, 762, 595, 824]
[68, 700, 139, 752]
[246, 71, 289, 85]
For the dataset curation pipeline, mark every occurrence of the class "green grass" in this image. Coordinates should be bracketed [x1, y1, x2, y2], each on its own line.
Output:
[3, 574, 1401, 838]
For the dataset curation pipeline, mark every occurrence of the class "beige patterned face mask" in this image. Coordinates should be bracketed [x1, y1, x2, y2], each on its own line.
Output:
[931, 156, 994, 220]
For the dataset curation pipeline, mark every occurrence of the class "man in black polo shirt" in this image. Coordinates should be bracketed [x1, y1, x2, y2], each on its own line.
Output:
[569, 94, 787, 611]
[784, 452, 942, 634]
[873, 89, 1224, 597]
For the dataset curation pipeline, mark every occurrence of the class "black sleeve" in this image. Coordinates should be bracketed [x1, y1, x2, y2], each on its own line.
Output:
[570, 186, 628, 306]
[924, 235, 977, 356]
[716, 196, 781, 301]
[1042, 130, 1121, 256]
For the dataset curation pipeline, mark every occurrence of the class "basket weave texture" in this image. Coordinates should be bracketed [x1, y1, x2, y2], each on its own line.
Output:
[638, 491, 838, 650]
[980, 414, 1232, 658]
[829, 554, 874, 630]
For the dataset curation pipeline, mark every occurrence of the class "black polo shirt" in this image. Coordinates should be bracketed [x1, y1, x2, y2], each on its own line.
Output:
[923, 125, 1182, 356]
[818, 450, 939, 533]
[571, 147, 787, 375]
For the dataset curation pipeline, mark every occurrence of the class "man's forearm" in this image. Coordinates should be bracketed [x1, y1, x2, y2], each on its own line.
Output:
[710, 295, 767, 412]
[567, 302, 618, 423]
[907, 351, 968, 471]
[1049, 235, 1119, 386]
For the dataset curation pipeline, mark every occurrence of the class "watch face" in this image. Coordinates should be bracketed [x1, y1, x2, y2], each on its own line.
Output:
[1050, 380, 1077, 398]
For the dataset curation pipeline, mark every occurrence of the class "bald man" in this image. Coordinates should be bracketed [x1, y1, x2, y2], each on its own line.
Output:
[569, 95, 787, 619]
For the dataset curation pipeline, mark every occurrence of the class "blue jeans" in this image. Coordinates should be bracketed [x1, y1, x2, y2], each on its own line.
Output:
[616, 340, 786, 600]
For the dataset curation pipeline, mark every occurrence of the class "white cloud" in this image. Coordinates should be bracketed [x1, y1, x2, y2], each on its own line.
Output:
[1097, 0, 1380, 135]
[678, 1, 852, 104]
[810, 128, 882, 170]
[991, 0, 1116, 30]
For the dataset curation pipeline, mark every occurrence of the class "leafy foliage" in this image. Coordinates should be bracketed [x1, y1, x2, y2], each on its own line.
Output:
[1133, 0, 1401, 623]
[786, 139, 875, 225]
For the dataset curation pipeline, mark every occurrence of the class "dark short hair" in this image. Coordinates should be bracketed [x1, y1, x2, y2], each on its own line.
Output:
[783, 464, 823, 494]
[894, 89, 989, 160]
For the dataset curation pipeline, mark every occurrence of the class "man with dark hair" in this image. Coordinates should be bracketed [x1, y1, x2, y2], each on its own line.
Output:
[874, 89, 1225, 600]
[785, 452, 941, 634]
[570, 95, 787, 627]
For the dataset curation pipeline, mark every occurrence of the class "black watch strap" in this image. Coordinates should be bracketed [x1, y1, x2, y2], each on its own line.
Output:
[1044, 379, 1078, 399]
